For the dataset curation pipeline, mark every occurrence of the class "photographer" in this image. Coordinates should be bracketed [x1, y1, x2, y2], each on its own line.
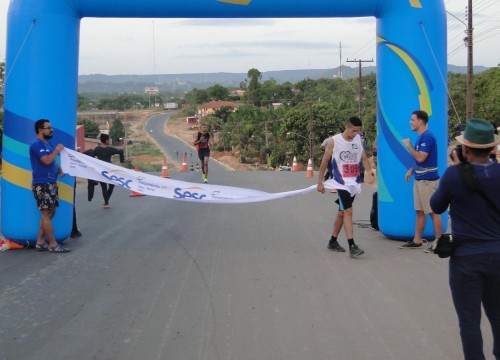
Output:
[449, 122, 497, 165]
[430, 119, 500, 360]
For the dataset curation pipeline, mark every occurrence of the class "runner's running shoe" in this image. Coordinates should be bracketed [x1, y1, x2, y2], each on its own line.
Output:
[349, 244, 365, 257]
[327, 239, 346, 252]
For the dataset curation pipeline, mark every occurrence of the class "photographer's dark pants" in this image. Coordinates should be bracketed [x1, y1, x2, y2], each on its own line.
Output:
[449, 253, 500, 360]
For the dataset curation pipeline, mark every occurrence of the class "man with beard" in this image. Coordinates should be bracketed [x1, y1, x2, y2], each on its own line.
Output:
[398, 110, 442, 251]
[29, 119, 70, 253]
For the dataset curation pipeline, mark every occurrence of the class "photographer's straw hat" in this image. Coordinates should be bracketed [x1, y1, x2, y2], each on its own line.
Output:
[456, 118, 500, 149]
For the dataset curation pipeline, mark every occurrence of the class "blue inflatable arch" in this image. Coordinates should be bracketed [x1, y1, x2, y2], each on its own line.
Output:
[2, 0, 447, 243]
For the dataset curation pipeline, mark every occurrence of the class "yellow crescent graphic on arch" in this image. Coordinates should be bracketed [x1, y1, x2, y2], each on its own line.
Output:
[409, 0, 422, 8]
[377, 36, 432, 115]
[2, 160, 74, 204]
[217, 0, 252, 4]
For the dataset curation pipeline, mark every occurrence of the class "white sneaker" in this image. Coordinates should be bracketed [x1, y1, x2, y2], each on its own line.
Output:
[423, 239, 437, 253]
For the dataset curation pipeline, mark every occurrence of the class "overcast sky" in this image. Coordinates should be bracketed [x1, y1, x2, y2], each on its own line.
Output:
[0, 0, 498, 75]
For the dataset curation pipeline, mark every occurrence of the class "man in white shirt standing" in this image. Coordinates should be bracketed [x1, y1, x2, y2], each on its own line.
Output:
[317, 117, 374, 257]
[321, 130, 334, 180]
[321, 130, 334, 151]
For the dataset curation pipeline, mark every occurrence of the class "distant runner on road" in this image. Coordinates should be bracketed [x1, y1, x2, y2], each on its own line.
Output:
[194, 124, 211, 183]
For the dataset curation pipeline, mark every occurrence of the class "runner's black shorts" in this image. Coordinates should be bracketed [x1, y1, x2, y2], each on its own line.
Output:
[335, 189, 356, 210]
[198, 148, 210, 161]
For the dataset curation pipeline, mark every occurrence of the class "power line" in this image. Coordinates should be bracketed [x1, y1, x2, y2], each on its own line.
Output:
[465, 0, 473, 118]
[475, 30, 500, 44]
[346, 58, 374, 117]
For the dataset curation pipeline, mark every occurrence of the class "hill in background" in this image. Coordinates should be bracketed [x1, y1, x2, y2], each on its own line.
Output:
[78, 65, 489, 94]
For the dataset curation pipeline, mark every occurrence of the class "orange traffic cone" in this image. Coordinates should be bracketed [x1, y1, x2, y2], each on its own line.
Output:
[291, 156, 298, 172]
[130, 167, 146, 197]
[180, 154, 188, 172]
[305, 158, 314, 178]
[161, 157, 170, 178]
[0, 239, 27, 251]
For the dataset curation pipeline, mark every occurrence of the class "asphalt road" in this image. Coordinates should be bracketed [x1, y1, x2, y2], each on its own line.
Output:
[0, 114, 494, 360]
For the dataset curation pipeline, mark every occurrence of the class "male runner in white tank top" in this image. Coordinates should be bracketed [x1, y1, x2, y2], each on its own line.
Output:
[317, 116, 374, 257]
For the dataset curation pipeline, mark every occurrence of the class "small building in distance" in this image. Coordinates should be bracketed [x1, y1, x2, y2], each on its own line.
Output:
[197, 100, 239, 118]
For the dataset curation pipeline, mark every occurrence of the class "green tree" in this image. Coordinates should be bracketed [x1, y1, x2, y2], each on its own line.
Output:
[228, 105, 264, 126]
[109, 118, 125, 142]
[268, 143, 288, 168]
[77, 94, 93, 110]
[276, 101, 346, 164]
[259, 79, 280, 106]
[213, 106, 233, 124]
[244, 68, 262, 106]
[294, 78, 318, 101]
[358, 73, 377, 146]
[97, 94, 146, 111]
[185, 88, 210, 106]
[224, 105, 264, 154]
[447, 72, 467, 129]
[447, 69, 499, 137]
[473, 68, 500, 123]
[278, 107, 310, 163]
[77, 119, 100, 138]
[204, 115, 222, 134]
[207, 84, 229, 101]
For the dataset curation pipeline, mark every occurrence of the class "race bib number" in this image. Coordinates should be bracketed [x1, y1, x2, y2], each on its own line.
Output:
[342, 164, 359, 177]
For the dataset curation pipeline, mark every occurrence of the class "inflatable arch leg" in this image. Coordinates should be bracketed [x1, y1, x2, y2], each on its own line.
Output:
[2, 0, 447, 244]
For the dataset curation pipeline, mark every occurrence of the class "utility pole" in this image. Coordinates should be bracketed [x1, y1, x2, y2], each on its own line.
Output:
[447, 5, 474, 120]
[338, 42, 343, 79]
[466, 0, 474, 119]
[265, 96, 275, 169]
[265, 111, 269, 169]
[308, 103, 313, 163]
[346, 58, 374, 117]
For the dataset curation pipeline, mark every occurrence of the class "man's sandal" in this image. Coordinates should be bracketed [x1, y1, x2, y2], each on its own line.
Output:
[47, 244, 71, 253]
[35, 243, 49, 252]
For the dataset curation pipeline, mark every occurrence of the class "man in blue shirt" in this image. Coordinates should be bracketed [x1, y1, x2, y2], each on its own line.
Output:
[399, 110, 442, 249]
[431, 118, 500, 360]
[29, 119, 70, 253]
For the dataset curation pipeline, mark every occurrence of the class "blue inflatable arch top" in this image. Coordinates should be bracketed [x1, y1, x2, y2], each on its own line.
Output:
[2, 0, 447, 243]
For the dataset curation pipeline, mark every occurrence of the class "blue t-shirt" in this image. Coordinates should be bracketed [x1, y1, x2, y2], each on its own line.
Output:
[430, 161, 500, 256]
[29, 139, 59, 184]
[413, 130, 438, 180]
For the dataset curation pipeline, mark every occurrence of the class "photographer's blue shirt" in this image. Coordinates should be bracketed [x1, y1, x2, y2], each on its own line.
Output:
[29, 139, 58, 184]
[430, 161, 500, 256]
[413, 130, 439, 180]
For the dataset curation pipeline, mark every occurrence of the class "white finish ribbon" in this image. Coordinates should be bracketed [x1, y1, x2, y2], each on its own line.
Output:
[60, 148, 323, 204]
